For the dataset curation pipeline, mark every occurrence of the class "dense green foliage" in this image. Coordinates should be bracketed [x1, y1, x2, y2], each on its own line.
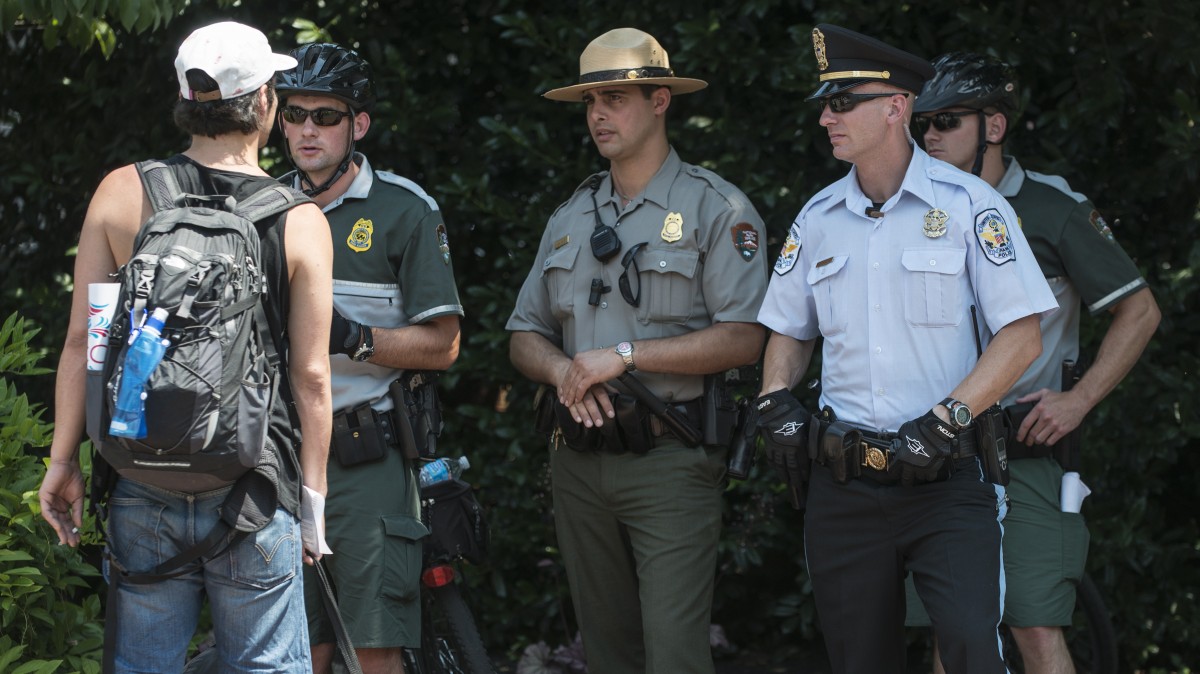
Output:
[3, 1, 1198, 671]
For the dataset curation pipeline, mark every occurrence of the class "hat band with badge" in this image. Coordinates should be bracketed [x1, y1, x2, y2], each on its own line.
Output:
[544, 27, 707, 102]
[805, 24, 934, 101]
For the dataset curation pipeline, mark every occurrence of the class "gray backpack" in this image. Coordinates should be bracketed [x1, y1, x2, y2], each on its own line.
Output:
[89, 160, 310, 492]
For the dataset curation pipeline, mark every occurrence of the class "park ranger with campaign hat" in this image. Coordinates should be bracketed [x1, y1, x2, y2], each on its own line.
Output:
[755, 24, 1056, 673]
[508, 27, 768, 674]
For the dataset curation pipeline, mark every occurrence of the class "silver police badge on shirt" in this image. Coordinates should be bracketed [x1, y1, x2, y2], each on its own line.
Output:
[923, 208, 948, 238]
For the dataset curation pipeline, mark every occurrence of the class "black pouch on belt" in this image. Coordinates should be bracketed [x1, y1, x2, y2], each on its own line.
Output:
[331, 403, 392, 467]
[974, 404, 1010, 485]
[533, 385, 556, 437]
[612, 393, 653, 455]
[554, 399, 603, 452]
[820, 420, 863, 484]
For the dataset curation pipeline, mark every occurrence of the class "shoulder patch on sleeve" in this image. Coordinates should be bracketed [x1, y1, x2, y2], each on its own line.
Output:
[1089, 209, 1116, 242]
[773, 224, 802, 275]
[375, 170, 440, 211]
[975, 208, 1016, 265]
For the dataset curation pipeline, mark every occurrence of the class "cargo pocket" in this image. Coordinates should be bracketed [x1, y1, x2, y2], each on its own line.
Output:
[1061, 511, 1090, 583]
[901, 248, 966, 327]
[236, 356, 272, 468]
[381, 514, 429, 604]
[807, 255, 849, 336]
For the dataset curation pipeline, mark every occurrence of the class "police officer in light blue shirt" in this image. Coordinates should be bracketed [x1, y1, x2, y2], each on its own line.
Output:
[754, 24, 1056, 673]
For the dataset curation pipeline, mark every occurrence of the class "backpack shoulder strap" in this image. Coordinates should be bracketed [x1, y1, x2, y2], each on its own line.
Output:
[135, 160, 184, 213]
[234, 184, 313, 223]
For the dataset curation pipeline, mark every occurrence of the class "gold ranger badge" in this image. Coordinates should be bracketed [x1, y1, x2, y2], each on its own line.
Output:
[812, 28, 828, 71]
[661, 212, 683, 243]
[923, 208, 948, 238]
[347, 218, 374, 252]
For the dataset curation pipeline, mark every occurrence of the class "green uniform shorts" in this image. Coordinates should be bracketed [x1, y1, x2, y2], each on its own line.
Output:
[305, 444, 427, 648]
[905, 457, 1089, 627]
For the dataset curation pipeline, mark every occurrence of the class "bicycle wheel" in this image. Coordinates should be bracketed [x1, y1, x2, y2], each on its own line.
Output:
[1001, 573, 1118, 674]
[415, 582, 496, 674]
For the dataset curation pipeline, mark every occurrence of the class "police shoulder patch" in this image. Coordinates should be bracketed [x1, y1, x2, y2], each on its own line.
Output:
[773, 225, 802, 275]
[730, 222, 759, 261]
[1089, 209, 1116, 242]
[975, 208, 1015, 265]
[436, 222, 451, 264]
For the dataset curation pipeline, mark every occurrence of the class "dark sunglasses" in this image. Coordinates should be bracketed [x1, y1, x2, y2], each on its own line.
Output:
[913, 111, 977, 134]
[280, 105, 352, 127]
[618, 242, 648, 308]
[817, 91, 908, 114]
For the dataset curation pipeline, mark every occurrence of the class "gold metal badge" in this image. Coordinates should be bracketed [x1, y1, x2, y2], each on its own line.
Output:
[864, 446, 888, 471]
[661, 212, 683, 243]
[812, 28, 828, 71]
[923, 208, 948, 238]
[554, 235, 570, 250]
[347, 218, 373, 252]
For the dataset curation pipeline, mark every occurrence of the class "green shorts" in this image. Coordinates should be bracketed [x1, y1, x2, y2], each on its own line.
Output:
[304, 444, 427, 648]
[905, 457, 1089, 628]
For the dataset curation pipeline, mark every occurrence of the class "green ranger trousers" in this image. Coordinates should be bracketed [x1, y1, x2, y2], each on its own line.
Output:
[550, 440, 727, 674]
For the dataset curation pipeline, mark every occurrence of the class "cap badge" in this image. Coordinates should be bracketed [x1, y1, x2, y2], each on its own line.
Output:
[923, 208, 948, 238]
[662, 212, 684, 243]
[347, 218, 374, 253]
[812, 28, 828, 71]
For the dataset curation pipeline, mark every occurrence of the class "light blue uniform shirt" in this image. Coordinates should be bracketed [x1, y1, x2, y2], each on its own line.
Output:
[758, 146, 1056, 432]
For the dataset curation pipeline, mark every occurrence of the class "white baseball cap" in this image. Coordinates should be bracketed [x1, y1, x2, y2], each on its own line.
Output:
[174, 21, 298, 102]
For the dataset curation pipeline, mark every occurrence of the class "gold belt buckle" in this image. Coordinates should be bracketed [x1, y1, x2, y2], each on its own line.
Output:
[862, 442, 888, 471]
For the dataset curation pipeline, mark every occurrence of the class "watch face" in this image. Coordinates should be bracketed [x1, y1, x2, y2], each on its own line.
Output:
[616, 341, 633, 355]
[952, 405, 972, 427]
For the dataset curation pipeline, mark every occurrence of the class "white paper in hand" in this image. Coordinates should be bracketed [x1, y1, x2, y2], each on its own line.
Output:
[301, 486, 333, 555]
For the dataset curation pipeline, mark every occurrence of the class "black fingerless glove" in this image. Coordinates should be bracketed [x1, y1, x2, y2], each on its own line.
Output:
[330, 310, 364, 356]
[893, 409, 958, 486]
[754, 389, 811, 509]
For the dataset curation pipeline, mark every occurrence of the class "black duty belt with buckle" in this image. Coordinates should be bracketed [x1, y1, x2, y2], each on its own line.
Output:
[648, 400, 704, 441]
[837, 426, 980, 476]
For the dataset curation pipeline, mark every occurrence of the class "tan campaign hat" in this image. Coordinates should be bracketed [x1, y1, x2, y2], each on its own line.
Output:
[543, 27, 708, 102]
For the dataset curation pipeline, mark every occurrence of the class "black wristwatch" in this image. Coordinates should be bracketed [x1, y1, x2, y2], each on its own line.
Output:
[350, 324, 375, 362]
[939, 397, 973, 429]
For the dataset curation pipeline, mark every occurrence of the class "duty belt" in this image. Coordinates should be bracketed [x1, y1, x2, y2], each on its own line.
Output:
[824, 425, 979, 474]
[648, 400, 704, 441]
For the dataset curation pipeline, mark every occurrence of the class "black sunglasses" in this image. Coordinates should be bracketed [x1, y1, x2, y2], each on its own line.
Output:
[817, 91, 908, 114]
[913, 111, 977, 134]
[280, 105, 352, 127]
[618, 242, 648, 308]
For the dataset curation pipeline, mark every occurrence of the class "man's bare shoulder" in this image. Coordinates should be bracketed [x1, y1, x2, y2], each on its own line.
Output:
[88, 164, 150, 231]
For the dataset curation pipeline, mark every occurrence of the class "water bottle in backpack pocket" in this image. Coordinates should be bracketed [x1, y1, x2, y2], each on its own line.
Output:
[90, 159, 310, 492]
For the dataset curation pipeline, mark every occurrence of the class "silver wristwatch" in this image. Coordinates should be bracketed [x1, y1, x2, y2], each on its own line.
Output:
[615, 341, 636, 372]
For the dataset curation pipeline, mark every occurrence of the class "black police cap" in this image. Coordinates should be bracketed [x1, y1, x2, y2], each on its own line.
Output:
[806, 24, 935, 100]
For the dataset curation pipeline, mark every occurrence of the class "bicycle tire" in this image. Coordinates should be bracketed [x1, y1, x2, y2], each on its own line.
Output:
[416, 582, 496, 674]
[1001, 572, 1118, 674]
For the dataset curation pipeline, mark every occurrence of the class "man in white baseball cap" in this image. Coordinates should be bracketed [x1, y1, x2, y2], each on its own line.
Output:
[38, 19, 333, 673]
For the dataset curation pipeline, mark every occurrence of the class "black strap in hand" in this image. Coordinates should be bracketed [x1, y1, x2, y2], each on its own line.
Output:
[316, 560, 364, 674]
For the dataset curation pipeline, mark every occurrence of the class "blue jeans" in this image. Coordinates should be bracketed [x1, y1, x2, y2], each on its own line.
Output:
[106, 478, 311, 673]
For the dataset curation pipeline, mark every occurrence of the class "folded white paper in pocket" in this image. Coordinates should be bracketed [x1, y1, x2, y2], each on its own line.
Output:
[301, 486, 333, 555]
[1060, 471, 1091, 514]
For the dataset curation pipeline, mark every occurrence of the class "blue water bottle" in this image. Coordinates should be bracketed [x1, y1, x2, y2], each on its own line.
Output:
[109, 307, 170, 439]
[418, 456, 470, 489]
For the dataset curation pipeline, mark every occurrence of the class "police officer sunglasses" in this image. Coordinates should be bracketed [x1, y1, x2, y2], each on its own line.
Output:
[913, 111, 977, 134]
[280, 105, 353, 126]
[817, 92, 909, 114]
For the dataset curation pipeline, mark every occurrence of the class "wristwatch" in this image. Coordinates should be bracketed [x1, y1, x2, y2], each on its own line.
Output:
[350, 324, 375, 362]
[939, 397, 973, 429]
[615, 341, 636, 372]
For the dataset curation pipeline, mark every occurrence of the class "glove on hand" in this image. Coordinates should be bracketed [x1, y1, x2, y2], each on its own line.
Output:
[330, 310, 364, 356]
[893, 409, 958, 486]
[754, 389, 810, 509]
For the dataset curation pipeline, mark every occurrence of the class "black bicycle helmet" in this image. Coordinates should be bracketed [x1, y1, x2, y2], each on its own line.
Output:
[276, 43, 376, 197]
[276, 43, 377, 112]
[914, 52, 1019, 176]
[914, 52, 1019, 117]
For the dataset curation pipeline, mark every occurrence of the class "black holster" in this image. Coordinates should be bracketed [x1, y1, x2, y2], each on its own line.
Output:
[703, 373, 740, 447]
[725, 398, 757, 480]
[611, 393, 653, 455]
[974, 403, 1010, 485]
[389, 371, 443, 460]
